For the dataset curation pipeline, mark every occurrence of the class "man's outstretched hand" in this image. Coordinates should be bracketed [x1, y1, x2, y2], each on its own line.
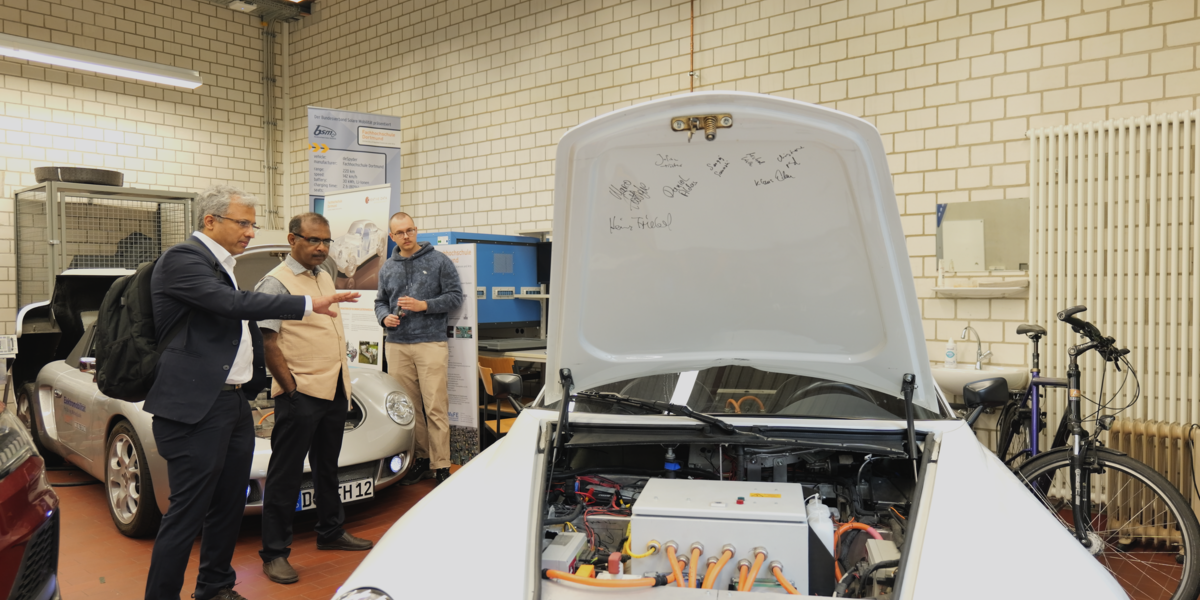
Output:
[313, 291, 361, 316]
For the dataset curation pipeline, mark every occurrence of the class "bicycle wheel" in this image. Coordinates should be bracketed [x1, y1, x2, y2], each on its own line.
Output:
[994, 401, 1033, 469]
[1015, 448, 1200, 600]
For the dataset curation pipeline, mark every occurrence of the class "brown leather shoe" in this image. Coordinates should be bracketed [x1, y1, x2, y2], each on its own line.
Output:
[317, 531, 374, 551]
[262, 557, 298, 584]
[211, 588, 251, 600]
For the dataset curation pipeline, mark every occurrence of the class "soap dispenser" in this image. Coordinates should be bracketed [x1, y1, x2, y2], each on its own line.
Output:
[944, 339, 958, 368]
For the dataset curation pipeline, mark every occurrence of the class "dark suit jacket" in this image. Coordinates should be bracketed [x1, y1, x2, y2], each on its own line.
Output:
[145, 236, 307, 424]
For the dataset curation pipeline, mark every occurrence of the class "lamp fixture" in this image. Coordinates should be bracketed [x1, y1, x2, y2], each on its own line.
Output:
[227, 0, 258, 12]
[0, 33, 203, 89]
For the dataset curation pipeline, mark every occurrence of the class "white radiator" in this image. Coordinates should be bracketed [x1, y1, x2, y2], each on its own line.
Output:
[1107, 418, 1198, 542]
[1028, 112, 1200, 437]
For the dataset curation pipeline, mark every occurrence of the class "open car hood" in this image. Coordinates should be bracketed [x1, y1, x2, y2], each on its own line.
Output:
[545, 92, 936, 411]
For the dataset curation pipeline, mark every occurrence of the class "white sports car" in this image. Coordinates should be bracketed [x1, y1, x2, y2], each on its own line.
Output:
[333, 92, 1132, 599]
[10, 243, 417, 538]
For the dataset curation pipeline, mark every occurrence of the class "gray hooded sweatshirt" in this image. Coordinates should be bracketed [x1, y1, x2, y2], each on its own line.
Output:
[374, 242, 464, 344]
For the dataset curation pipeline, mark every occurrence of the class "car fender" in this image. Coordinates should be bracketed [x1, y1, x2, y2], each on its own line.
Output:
[340, 367, 416, 466]
[29, 365, 66, 460]
[335, 409, 553, 599]
[905, 421, 1126, 599]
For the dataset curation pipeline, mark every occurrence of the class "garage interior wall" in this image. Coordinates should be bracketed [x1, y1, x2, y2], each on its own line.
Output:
[288, 0, 1200, 375]
[2, 0, 1199, 382]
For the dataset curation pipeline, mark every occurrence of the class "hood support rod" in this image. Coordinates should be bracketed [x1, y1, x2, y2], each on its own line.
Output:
[552, 368, 575, 467]
[901, 373, 919, 481]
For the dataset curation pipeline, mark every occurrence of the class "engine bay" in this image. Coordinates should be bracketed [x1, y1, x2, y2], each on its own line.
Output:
[540, 439, 922, 598]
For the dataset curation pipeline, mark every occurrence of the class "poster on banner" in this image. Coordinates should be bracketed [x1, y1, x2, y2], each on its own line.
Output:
[339, 290, 384, 370]
[434, 243, 480, 465]
[322, 184, 391, 291]
[307, 107, 402, 215]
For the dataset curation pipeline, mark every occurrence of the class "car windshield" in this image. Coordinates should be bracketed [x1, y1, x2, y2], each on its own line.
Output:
[570, 366, 946, 420]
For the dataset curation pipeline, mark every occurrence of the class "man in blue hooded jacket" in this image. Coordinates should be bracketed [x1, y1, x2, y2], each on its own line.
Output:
[375, 212, 464, 484]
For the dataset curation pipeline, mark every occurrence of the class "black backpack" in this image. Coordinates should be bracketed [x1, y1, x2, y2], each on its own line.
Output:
[94, 238, 212, 402]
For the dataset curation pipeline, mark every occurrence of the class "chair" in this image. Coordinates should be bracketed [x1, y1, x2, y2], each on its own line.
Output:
[478, 365, 525, 442]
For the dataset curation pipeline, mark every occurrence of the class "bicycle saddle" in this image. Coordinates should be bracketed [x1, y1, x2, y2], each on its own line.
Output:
[1016, 324, 1046, 338]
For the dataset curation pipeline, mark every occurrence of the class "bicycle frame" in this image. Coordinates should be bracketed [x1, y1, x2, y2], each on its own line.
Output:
[1029, 335, 1042, 457]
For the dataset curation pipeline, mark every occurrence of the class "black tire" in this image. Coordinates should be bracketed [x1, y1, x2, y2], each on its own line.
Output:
[1015, 447, 1200, 600]
[34, 166, 124, 186]
[105, 421, 162, 538]
[994, 401, 1033, 470]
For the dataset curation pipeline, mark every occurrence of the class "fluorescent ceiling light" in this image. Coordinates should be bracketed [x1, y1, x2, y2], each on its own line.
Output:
[0, 33, 203, 89]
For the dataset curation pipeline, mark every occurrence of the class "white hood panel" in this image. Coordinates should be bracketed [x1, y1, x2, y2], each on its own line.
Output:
[547, 93, 934, 410]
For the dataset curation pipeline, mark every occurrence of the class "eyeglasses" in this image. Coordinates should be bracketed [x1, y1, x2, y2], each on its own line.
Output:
[300, 236, 334, 247]
[394, 228, 418, 238]
[213, 214, 261, 230]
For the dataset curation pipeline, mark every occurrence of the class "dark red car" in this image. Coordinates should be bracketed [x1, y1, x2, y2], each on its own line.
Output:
[0, 385, 60, 600]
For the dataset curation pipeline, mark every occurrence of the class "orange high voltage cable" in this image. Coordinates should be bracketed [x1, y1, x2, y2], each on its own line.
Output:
[701, 546, 735, 589]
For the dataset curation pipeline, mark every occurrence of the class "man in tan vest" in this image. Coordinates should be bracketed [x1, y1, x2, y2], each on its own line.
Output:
[255, 213, 374, 585]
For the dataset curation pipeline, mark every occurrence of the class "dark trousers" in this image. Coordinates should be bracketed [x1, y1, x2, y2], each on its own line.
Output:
[144, 390, 253, 600]
[259, 386, 348, 562]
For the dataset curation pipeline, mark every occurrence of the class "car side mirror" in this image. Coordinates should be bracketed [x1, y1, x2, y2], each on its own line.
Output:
[491, 373, 523, 400]
[963, 377, 1009, 428]
[79, 357, 96, 374]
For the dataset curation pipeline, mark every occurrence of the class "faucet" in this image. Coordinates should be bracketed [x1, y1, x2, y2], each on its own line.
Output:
[961, 326, 992, 370]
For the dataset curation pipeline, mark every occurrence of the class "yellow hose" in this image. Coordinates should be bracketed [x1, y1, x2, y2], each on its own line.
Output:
[621, 523, 658, 559]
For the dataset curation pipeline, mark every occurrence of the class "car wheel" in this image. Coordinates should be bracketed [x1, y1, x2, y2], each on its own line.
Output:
[106, 421, 162, 538]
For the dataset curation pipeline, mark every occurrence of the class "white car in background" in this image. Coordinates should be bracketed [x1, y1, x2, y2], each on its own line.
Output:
[332, 93, 1135, 600]
[10, 244, 417, 537]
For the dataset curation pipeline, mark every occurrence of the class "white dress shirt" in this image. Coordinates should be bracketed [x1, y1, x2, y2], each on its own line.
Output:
[193, 232, 314, 385]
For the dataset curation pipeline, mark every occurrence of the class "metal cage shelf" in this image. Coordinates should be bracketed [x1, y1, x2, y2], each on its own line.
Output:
[15, 181, 195, 306]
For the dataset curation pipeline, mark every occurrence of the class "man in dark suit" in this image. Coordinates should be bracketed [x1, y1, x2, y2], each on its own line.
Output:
[143, 185, 358, 600]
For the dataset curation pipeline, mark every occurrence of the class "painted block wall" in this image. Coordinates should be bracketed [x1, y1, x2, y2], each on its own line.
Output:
[286, 0, 1200, 376]
[2, 0, 1199, 371]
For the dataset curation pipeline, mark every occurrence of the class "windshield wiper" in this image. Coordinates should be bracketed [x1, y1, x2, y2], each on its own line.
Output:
[574, 390, 738, 434]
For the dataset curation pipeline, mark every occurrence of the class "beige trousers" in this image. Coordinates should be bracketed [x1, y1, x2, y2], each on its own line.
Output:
[384, 341, 451, 469]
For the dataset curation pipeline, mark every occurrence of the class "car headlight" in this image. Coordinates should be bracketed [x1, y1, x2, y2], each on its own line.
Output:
[385, 391, 415, 426]
[0, 405, 36, 478]
[333, 588, 393, 600]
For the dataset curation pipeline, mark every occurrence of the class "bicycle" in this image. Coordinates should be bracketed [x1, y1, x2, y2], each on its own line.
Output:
[1001, 306, 1200, 600]
[993, 323, 1070, 471]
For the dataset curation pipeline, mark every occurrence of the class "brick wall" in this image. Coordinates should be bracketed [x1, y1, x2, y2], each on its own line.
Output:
[288, 0, 1200, 372]
[0, 0, 274, 333]
[3, 0, 1199, 369]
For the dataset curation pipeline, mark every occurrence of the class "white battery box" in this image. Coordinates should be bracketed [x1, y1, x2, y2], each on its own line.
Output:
[542, 531, 588, 573]
[629, 478, 809, 594]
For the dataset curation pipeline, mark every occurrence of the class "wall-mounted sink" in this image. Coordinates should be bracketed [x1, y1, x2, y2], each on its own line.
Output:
[930, 364, 1030, 396]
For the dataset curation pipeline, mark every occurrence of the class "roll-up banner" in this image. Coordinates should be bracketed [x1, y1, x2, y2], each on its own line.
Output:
[434, 243, 480, 465]
[322, 184, 390, 371]
[307, 107, 401, 217]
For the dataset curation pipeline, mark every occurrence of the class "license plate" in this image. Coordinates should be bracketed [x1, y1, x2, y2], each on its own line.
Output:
[295, 477, 374, 511]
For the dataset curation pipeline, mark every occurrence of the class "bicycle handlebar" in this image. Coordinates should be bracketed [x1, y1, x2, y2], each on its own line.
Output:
[1055, 305, 1129, 363]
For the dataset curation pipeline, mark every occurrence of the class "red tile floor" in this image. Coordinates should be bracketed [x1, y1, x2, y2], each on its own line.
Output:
[47, 465, 440, 600]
